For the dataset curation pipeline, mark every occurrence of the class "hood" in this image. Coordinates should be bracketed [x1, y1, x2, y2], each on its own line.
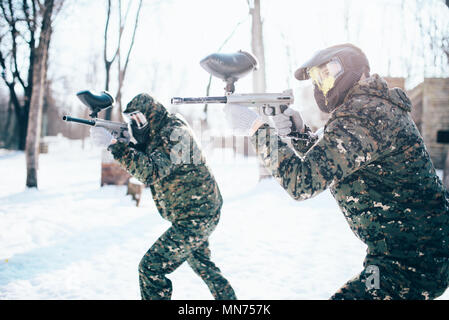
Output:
[123, 93, 169, 142]
[345, 74, 412, 112]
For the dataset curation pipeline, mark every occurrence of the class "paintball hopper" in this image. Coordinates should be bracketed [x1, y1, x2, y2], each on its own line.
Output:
[200, 50, 258, 93]
[76, 90, 115, 118]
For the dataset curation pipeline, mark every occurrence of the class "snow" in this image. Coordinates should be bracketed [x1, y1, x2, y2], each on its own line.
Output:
[1, 137, 448, 300]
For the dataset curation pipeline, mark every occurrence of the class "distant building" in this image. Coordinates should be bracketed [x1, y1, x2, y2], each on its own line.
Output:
[407, 78, 449, 169]
[383, 77, 405, 91]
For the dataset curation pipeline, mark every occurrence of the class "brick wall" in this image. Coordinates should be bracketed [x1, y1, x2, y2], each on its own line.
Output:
[408, 83, 423, 133]
[383, 77, 405, 90]
[419, 78, 449, 169]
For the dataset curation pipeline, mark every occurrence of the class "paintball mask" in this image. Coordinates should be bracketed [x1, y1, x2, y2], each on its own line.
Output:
[307, 57, 344, 98]
[295, 43, 370, 113]
[123, 111, 150, 145]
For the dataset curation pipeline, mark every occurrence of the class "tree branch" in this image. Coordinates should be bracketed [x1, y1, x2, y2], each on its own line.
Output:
[122, 0, 142, 76]
[0, 48, 24, 120]
[22, 0, 34, 33]
[110, 0, 130, 65]
[103, 0, 111, 64]
[0, 1, 11, 25]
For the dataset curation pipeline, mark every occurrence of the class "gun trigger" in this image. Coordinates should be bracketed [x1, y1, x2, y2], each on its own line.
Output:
[263, 106, 275, 116]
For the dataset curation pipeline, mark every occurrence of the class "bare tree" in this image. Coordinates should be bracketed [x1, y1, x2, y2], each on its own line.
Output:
[248, 0, 270, 180]
[279, 30, 296, 89]
[414, 0, 449, 77]
[0, 0, 63, 187]
[115, 0, 142, 116]
[248, 0, 266, 94]
[0, 88, 16, 148]
[103, 0, 124, 119]
[25, 0, 62, 188]
[0, 0, 38, 150]
[98, 0, 144, 187]
[0, 0, 63, 151]
[343, 0, 351, 41]
[103, 0, 142, 120]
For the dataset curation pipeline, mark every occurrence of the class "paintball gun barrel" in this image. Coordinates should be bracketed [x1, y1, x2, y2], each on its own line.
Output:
[62, 115, 95, 126]
[62, 115, 128, 139]
[62, 90, 128, 140]
[171, 90, 294, 116]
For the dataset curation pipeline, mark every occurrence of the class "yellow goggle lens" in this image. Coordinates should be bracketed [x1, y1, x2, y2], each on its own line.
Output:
[309, 66, 336, 96]
[308, 58, 344, 98]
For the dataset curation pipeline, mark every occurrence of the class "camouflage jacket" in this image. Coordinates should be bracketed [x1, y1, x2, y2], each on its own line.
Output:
[251, 74, 449, 258]
[109, 94, 222, 223]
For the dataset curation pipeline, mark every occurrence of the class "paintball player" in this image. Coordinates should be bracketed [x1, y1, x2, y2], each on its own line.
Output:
[90, 93, 236, 300]
[223, 43, 449, 299]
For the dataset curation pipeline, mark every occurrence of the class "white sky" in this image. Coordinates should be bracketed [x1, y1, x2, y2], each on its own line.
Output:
[41, 0, 449, 123]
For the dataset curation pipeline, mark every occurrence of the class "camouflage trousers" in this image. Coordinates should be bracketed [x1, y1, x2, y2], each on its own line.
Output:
[138, 213, 236, 300]
[331, 253, 449, 300]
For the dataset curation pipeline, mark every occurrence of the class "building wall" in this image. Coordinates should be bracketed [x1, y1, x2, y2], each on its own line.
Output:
[383, 77, 405, 90]
[420, 78, 449, 169]
[408, 83, 423, 133]
[379, 77, 449, 169]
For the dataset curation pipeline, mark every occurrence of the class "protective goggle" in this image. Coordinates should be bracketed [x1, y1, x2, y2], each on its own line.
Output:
[123, 111, 148, 129]
[307, 57, 344, 96]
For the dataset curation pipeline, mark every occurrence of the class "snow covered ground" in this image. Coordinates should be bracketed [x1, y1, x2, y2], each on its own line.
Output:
[1, 136, 448, 300]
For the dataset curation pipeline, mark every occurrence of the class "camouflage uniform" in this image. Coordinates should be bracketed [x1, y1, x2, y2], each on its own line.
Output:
[251, 74, 449, 299]
[109, 94, 236, 300]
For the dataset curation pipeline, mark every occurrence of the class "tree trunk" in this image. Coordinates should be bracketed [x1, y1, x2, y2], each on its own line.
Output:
[0, 0, 37, 151]
[18, 112, 29, 150]
[250, 0, 271, 180]
[7, 83, 30, 150]
[25, 0, 54, 188]
[250, 0, 266, 94]
[103, 0, 113, 121]
[104, 61, 112, 120]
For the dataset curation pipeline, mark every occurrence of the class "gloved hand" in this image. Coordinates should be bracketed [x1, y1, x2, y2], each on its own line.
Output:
[314, 127, 324, 139]
[223, 104, 265, 136]
[271, 107, 304, 136]
[90, 126, 114, 148]
[118, 127, 132, 144]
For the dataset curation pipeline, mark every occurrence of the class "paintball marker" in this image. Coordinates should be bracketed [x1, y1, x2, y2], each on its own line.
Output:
[62, 90, 129, 140]
[171, 50, 295, 120]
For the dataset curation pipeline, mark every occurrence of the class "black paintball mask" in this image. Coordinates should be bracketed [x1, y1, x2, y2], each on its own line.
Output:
[294, 43, 370, 113]
[122, 93, 169, 147]
[123, 110, 151, 145]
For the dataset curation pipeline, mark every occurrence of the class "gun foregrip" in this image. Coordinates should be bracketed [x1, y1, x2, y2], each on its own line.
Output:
[262, 104, 290, 116]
